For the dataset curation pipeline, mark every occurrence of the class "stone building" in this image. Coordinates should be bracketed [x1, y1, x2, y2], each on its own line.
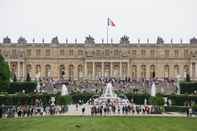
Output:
[0, 36, 197, 81]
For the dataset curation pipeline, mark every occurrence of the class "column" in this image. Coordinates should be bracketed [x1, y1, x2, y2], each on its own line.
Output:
[128, 62, 130, 78]
[84, 62, 87, 79]
[23, 62, 25, 80]
[17, 61, 20, 79]
[120, 62, 122, 79]
[92, 62, 95, 80]
[110, 62, 113, 77]
[102, 62, 104, 77]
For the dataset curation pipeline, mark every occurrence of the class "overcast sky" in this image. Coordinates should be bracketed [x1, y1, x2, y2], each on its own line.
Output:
[0, 0, 197, 43]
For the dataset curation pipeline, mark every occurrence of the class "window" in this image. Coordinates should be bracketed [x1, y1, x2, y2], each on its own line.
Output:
[184, 49, 189, 57]
[12, 49, 16, 56]
[69, 49, 73, 56]
[150, 50, 155, 57]
[96, 50, 101, 56]
[27, 49, 31, 57]
[141, 50, 146, 56]
[46, 49, 51, 56]
[132, 50, 137, 56]
[165, 50, 169, 57]
[60, 49, 65, 56]
[36, 49, 41, 56]
[114, 49, 119, 56]
[105, 49, 110, 56]
[78, 50, 83, 56]
[174, 50, 179, 57]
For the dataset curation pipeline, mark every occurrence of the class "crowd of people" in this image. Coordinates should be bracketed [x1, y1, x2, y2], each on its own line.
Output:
[89, 104, 154, 116]
[0, 104, 68, 118]
[37, 77, 177, 95]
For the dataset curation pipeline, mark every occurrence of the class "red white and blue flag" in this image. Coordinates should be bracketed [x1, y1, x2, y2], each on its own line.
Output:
[107, 18, 116, 27]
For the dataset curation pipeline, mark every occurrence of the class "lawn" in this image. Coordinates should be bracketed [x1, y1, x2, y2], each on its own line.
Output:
[0, 116, 197, 131]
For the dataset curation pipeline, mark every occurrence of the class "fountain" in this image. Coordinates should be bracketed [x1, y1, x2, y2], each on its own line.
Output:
[93, 83, 129, 105]
[151, 82, 156, 97]
[61, 84, 68, 96]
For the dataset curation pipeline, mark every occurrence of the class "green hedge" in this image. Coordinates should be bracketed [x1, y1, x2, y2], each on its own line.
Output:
[125, 93, 150, 105]
[0, 94, 72, 106]
[167, 95, 197, 106]
[180, 81, 197, 94]
[71, 92, 96, 104]
[164, 106, 188, 112]
[8, 82, 37, 93]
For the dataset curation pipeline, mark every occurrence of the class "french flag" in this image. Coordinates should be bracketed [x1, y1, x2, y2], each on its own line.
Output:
[107, 18, 116, 27]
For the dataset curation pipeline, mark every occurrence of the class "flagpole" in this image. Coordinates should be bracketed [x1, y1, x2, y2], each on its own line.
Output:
[107, 17, 109, 44]
[107, 25, 109, 44]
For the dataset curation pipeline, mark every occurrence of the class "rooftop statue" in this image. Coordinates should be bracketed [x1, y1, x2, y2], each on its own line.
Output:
[51, 36, 59, 44]
[190, 37, 197, 44]
[17, 37, 27, 44]
[156, 36, 164, 44]
[120, 35, 130, 44]
[3, 36, 11, 44]
[85, 35, 95, 44]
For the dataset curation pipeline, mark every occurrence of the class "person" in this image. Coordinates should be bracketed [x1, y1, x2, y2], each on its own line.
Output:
[82, 107, 85, 115]
[0, 105, 2, 118]
[189, 107, 192, 117]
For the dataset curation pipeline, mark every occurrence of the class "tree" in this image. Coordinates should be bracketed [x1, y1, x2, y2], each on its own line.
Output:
[120, 35, 130, 44]
[85, 35, 95, 44]
[0, 55, 10, 91]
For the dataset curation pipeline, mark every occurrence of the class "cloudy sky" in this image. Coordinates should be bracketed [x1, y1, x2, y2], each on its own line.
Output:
[0, 0, 196, 43]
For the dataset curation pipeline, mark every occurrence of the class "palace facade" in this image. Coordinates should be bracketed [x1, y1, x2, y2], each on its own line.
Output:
[1, 36, 197, 81]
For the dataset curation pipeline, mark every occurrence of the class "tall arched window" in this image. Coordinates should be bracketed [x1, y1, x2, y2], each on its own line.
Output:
[78, 64, 83, 80]
[45, 64, 51, 77]
[68, 64, 74, 80]
[164, 65, 170, 78]
[141, 65, 146, 79]
[132, 65, 137, 79]
[150, 65, 155, 78]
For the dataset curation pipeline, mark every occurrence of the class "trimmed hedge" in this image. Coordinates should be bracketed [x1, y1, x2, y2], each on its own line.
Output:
[71, 92, 96, 104]
[167, 95, 197, 106]
[8, 82, 37, 93]
[125, 93, 150, 105]
[0, 94, 72, 106]
[180, 81, 197, 94]
[164, 106, 188, 112]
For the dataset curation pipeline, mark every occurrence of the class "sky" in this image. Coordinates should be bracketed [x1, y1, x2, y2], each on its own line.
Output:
[0, 0, 197, 43]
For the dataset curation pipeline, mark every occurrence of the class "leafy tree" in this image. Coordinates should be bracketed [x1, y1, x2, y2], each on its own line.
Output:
[0, 55, 10, 91]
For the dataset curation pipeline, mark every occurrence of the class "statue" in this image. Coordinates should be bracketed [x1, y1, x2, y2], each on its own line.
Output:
[156, 36, 164, 44]
[51, 36, 59, 44]
[190, 37, 197, 44]
[3, 36, 11, 44]
[120, 35, 130, 44]
[61, 84, 68, 96]
[151, 82, 156, 97]
[85, 35, 95, 44]
[17, 37, 27, 44]
[176, 75, 181, 95]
